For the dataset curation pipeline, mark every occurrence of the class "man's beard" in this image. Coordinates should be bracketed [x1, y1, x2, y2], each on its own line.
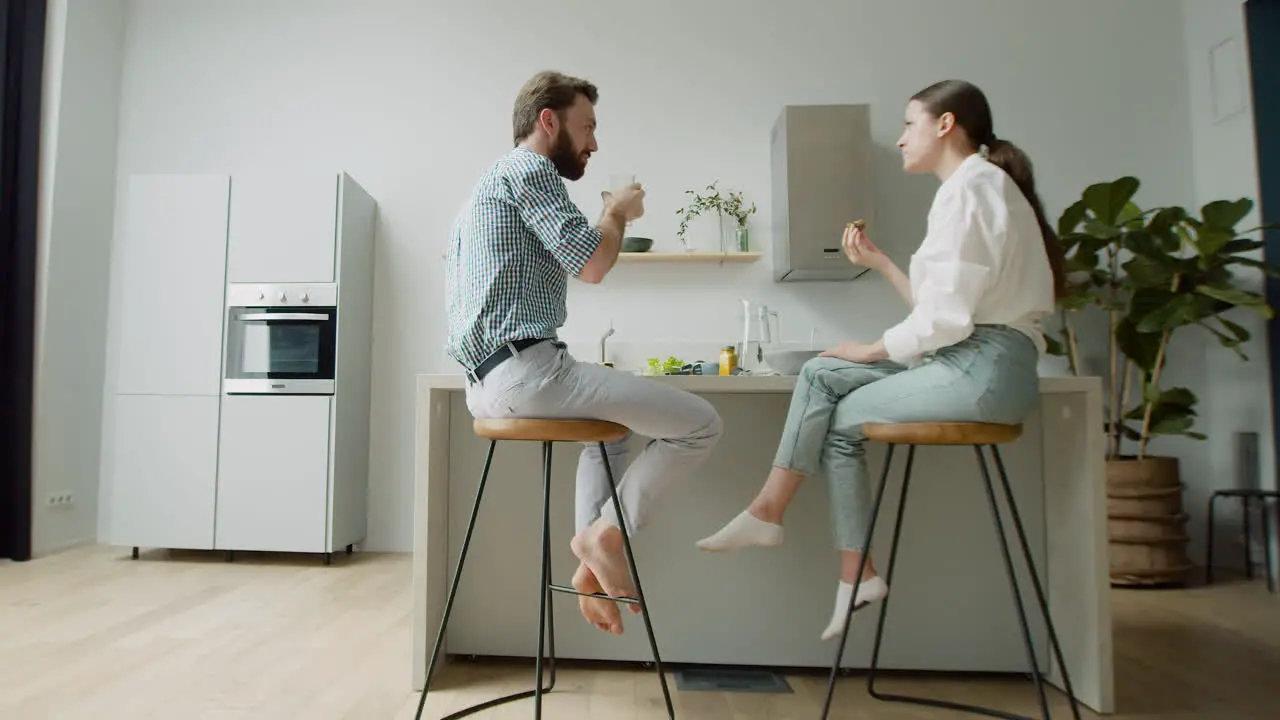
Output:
[549, 126, 588, 180]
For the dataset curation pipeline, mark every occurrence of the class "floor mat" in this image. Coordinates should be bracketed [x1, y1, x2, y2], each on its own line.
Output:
[674, 667, 793, 693]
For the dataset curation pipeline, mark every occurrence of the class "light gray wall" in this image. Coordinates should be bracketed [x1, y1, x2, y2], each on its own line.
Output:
[44, 1, 1260, 557]
[97, 0, 1197, 551]
[1179, 0, 1275, 577]
[32, 0, 127, 556]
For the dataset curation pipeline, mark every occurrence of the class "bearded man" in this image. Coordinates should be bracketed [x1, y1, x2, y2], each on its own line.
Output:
[444, 70, 723, 635]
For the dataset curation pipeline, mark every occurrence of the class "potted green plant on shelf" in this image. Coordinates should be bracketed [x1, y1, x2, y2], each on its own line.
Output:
[1048, 175, 1279, 586]
[675, 180, 757, 253]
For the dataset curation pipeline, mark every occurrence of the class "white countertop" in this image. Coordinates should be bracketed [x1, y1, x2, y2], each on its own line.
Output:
[417, 372, 1101, 395]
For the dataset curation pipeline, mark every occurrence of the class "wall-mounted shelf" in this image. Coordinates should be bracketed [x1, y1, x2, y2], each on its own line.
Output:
[616, 251, 762, 264]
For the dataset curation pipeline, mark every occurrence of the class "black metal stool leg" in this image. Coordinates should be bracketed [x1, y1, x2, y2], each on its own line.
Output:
[1207, 493, 1220, 584]
[598, 441, 675, 719]
[848, 443, 1070, 720]
[989, 445, 1083, 719]
[533, 441, 555, 717]
[976, 444, 1050, 719]
[861, 444, 1044, 720]
[415, 439, 559, 720]
[1244, 496, 1254, 579]
[415, 440, 498, 720]
[1261, 498, 1276, 593]
[867, 445, 917, 700]
[820, 443, 899, 719]
[837, 441, 1081, 720]
[542, 443, 558, 691]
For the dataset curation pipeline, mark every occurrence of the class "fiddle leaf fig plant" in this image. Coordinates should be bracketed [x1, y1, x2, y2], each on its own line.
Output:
[1052, 176, 1279, 460]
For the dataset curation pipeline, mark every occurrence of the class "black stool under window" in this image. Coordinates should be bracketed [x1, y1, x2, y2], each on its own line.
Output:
[1206, 488, 1277, 592]
[413, 417, 674, 720]
[822, 422, 1083, 720]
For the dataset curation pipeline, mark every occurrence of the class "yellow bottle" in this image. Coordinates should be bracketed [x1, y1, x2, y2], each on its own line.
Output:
[719, 345, 738, 376]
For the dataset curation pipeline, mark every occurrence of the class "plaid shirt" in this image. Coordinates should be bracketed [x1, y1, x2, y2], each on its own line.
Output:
[445, 148, 602, 370]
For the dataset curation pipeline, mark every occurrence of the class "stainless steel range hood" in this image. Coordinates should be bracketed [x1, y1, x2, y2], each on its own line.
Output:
[770, 104, 875, 282]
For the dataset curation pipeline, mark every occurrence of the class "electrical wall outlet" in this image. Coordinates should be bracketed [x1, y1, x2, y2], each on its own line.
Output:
[46, 492, 74, 508]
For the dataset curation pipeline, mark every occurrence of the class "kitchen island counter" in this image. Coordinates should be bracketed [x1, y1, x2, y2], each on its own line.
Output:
[412, 371, 1113, 713]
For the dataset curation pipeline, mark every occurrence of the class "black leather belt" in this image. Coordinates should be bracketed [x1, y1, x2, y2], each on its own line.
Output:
[467, 338, 550, 382]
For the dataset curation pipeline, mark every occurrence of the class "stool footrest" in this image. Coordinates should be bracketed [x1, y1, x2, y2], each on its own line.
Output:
[549, 582, 640, 605]
[868, 690, 1037, 720]
[438, 685, 556, 720]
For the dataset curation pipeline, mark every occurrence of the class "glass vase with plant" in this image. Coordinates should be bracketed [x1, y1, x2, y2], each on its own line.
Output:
[675, 180, 756, 252]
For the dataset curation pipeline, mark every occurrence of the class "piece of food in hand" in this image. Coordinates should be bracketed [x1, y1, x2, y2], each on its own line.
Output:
[846, 219, 866, 230]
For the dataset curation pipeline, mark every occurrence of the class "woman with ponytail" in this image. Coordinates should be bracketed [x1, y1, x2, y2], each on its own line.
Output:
[697, 79, 1063, 643]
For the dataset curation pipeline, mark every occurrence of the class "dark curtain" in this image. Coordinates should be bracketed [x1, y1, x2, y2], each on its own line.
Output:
[0, 0, 46, 562]
[1248, 0, 1280, 590]
[1249, 2, 1280, 486]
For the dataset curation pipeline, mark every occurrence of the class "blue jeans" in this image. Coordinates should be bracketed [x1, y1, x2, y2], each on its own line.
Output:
[773, 325, 1041, 551]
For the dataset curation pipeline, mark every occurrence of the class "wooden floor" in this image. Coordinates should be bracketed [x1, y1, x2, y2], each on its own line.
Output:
[1, 546, 1276, 719]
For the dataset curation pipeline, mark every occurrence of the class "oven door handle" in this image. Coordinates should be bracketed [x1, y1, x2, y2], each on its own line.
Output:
[238, 313, 330, 322]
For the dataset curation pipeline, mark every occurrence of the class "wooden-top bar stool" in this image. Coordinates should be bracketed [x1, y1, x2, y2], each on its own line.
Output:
[821, 422, 1082, 720]
[412, 417, 674, 720]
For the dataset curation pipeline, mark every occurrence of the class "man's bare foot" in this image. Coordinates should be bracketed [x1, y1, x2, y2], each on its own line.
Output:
[569, 519, 640, 615]
[571, 562, 622, 634]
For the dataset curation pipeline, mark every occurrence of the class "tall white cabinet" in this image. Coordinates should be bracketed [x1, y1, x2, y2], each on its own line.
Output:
[101, 172, 377, 564]
[226, 174, 342, 284]
[112, 175, 231, 397]
[104, 175, 230, 552]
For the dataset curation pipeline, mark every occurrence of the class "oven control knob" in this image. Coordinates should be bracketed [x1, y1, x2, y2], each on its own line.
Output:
[257, 290, 265, 300]
[278, 292, 287, 302]
[300, 292, 310, 303]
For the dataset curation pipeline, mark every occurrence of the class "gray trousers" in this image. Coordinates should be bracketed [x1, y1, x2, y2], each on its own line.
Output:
[464, 340, 724, 534]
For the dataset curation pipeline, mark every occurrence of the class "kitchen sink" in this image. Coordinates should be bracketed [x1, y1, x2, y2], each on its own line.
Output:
[760, 348, 821, 375]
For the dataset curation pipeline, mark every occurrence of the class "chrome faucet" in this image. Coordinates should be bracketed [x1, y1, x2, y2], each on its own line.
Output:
[599, 321, 615, 364]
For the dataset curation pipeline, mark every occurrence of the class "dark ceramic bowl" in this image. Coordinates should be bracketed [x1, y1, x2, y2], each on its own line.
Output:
[622, 236, 654, 252]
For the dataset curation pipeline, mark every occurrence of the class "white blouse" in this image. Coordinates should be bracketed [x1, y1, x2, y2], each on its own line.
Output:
[881, 153, 1056, 364]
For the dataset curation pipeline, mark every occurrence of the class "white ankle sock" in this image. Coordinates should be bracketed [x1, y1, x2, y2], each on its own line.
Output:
[695, 510, 783, 552]
[820, 576, 889, 642]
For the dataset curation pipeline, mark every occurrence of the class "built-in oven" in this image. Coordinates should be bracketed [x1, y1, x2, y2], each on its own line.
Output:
[223, 283, 339, 395]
